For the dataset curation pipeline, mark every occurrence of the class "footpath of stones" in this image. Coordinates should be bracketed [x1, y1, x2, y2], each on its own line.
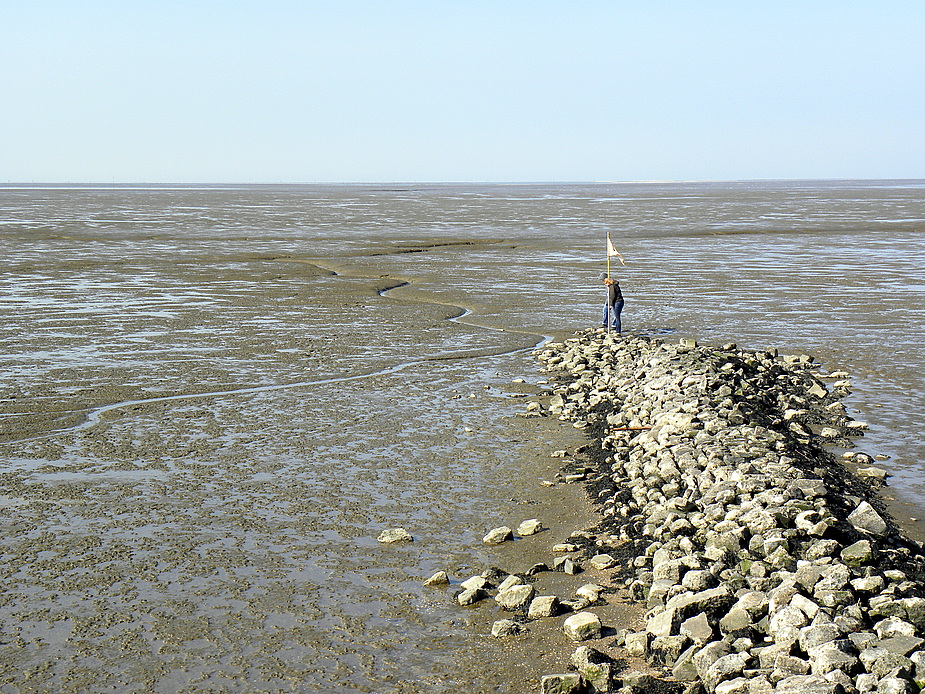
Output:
[444, 328, 925, 694]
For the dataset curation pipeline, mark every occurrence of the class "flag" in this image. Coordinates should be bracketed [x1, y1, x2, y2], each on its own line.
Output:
[607, 235, 625, 265]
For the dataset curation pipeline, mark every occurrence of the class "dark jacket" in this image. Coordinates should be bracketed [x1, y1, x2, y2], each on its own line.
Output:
[606, 281, 623, 307]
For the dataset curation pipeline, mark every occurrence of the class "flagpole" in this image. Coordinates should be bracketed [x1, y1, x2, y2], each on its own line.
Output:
[606, 234, 611, 278]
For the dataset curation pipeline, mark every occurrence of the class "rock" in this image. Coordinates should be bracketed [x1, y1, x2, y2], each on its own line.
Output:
[693, 640, 732, 680]
[590, 553, 616, 569]
[517, 518, 543, 536]
[563, 611, 602, 642]
[847, 501, 888, 536]
[681, 612, 715, 647]
[576, 584, 605, 602]
[624, 631, 650, 657]
[482, 526, 513, 545]
[491, 619, 525, 637]
[528, 595, 560, 619]
[553, 543, 580, 553]
[773, 674, 845, 694]
[808, 640, 859, 676]
[496, 574, 523, 592]
[455, 587, 486, 606]
[460, 575, 491, 591]
[704, 651, 750, 692]
[800, 624, 844, 652]
[719, 608, 753, 636]
[840, 540, 874, 566]
[539, 673, 584, 694]
[377, 527, 413, 543]
[876, 636, 925, 657]
[857, 466, 888, 481]
[553, 557, 580, 575]
[496, 584, 535, 611]
[652, 634, 691, 668]
[715, 677, 751, 694]
[424, 570, 449, 586]
[571, 646, 613, 693]
[876, 678, 913, 694]
[672, 645, 701, 681]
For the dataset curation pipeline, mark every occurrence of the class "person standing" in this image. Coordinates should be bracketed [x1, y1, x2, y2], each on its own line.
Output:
[600, 273, 624, 334]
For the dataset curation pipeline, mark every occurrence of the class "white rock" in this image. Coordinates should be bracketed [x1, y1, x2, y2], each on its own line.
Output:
[482, 526, 513, 545]
[423, 571, 449, 586]
[847, 501, 888, 536]
[377, 528, 413, 543]
[563, 611, 602, 641]
[517, 519, 543, 536]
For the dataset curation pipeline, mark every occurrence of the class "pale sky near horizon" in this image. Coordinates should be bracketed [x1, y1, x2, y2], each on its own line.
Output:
[2, 1, 924, 184]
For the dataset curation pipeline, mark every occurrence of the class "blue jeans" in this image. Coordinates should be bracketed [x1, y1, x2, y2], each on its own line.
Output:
[603, 300, 624, 331]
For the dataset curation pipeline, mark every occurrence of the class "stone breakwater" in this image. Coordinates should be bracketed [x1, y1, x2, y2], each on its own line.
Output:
[521, 329, 925, 694]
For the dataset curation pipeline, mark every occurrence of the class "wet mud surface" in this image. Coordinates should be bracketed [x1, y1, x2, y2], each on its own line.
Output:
[1, 182, 924, 692]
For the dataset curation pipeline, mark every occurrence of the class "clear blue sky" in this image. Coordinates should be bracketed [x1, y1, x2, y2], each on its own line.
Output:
[2, 1, 923, 183]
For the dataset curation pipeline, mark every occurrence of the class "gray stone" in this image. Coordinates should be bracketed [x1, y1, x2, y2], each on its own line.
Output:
[528, 595, 560, 620]
[901, 597, 925, 628]
[517, 518, 543, 536]
[571, 645, 613, 693]
[491, 619, 525, 637]
[715, 677, 751, 694]
[773, 654, 811, 676]
[424, 570, 449, 586]
[540, 673, 584, 694]
[809, 640, 859, 676]
[482, 526, 513, 545]
[680, 612, 714, 646]
[875, 617, 917, 639]
[876, 636, 925, 657]
[460, 575, 491, 591]
[650, 634, 688, 667]
[624, 631, 649, 657]
[815, 563, 851, 592]
[847, 501, 888, 536]
[799, 624, 844, 652]
[704, 652, 750, 693]
[563, 611, 602, 642]
[735, 591, 770, 618]
[576, 584, 605, 603]
[840, 539, 874, 566]
[671, 645, 700, 681]
[791, 594, 821, 620]
[773, 674, 844, 694]
[495, 584, 535, 611]
[493, 574, 521, 592]
[590, 553, 616, 569]
[377, 527, 413, 543]
[693, 640, 732, 680]
[455, 586, 486, 606]
[876, 678, 913, 694]
[770, 605, 810, 636]
[719, 608, 753, 635]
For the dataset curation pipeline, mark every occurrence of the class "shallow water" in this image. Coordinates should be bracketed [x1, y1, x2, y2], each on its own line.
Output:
[1, 181, 924, 692]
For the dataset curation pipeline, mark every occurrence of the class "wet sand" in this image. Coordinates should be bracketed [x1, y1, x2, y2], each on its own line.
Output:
[1, 182, 923, 692]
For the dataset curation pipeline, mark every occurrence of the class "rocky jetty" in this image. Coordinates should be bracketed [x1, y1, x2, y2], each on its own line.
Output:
[518, 329, 925, 694]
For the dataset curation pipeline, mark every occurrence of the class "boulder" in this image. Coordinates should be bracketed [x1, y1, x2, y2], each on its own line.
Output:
[495, 584, 535, 611]
[563, 611, 602, 642]
[483, 526, 514, 545]
[539, 673, 584, 694]
[847, 501, 888, 536]
[517, 518, 543, 536]
[491, 619, 524, 637]
[377, 527, 413, 543]
[528, 595, 560, 620]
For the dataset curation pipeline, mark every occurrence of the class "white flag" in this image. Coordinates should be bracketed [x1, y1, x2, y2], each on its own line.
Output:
[607, 236, 625, 264]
